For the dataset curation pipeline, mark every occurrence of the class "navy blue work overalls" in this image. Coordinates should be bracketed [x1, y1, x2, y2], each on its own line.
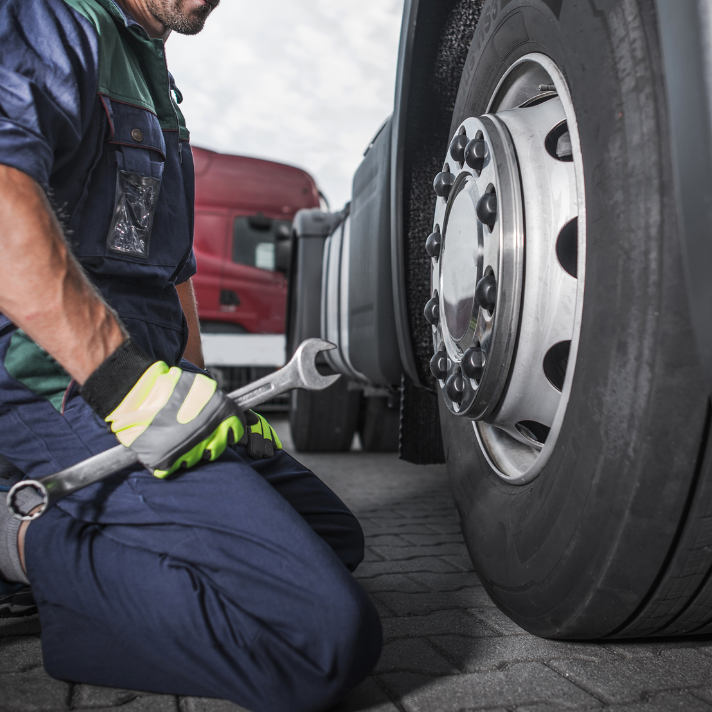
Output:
[0, 1, 382, 709]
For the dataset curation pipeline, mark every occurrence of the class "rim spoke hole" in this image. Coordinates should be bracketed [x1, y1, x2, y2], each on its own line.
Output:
[543, 340, 571, 392]
[516, 421, 551, 446]
[556, 217, 578, 278]
[545, 121, 573, 162]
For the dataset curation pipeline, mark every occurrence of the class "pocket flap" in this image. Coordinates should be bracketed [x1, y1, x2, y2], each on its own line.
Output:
[101, 96, 166, 158]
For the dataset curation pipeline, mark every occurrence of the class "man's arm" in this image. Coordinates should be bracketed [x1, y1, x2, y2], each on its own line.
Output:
[0, 165, 126, 384]
[176, 278, 205, 369]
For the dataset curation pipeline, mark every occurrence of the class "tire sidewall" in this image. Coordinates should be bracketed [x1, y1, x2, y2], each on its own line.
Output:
[440, 0, 707, 637]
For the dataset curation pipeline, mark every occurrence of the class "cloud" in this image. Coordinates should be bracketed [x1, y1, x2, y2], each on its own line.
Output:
[167, 0, 404, 209]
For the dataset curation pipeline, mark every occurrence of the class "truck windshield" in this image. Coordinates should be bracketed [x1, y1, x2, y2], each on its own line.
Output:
[233, 215, 291, 271]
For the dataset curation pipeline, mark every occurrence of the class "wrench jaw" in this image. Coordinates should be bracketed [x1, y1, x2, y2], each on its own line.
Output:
[7, 480, 49, 521]
[295, 339, 341, 391]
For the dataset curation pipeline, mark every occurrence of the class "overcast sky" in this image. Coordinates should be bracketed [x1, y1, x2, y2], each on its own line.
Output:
[167, 0, 404, 209]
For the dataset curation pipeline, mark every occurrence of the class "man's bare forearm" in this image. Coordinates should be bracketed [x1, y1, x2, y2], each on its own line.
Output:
[0, 165, 126, 384]
[176, 278, 205, 369]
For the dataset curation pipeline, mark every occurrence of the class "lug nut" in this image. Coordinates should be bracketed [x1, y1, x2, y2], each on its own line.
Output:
[424, 295, 440, 326]
[461, 343, 484, 381]
[476, 192, 497, 228]
[464, 138, 486, 172]
[449, 134, 469, 163]
[476, 275, 497, 311]
[445, 371, 466, 404]
[433, 171, 455, 199]
[425, 227, 442, 258]
[430, 347, 449, 380]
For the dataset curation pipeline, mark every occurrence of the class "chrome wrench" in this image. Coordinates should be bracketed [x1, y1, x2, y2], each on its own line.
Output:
[7, 339, 339, 521]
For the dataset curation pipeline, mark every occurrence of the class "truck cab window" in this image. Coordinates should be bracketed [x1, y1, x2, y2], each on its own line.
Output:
[233, 215, 291, 272]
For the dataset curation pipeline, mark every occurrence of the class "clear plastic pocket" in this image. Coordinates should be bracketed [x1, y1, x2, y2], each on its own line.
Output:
[107, 167, 163, 258]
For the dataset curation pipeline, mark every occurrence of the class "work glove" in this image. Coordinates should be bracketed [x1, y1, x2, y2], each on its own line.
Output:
[243, 411, 282, 460]
[81, 340, 244, 478]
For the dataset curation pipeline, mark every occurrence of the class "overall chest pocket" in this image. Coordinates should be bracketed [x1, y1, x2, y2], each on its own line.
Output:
[103, 98, 166, 260]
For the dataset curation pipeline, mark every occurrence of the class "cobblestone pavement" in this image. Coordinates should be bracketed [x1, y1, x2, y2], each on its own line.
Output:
[2, 417, 712, 711]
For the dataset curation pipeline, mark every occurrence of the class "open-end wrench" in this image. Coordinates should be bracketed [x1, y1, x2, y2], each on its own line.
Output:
[7, 339, 339, 521]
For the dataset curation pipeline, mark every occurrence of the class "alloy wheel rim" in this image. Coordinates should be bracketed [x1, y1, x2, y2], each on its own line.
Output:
[427, 53, 587, 484]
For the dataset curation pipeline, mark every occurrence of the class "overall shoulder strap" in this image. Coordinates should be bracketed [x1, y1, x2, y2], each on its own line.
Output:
[61, 0, 156, 116]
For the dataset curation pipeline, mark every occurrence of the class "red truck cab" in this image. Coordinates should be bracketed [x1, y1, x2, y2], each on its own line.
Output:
[192, 147, 321, 335]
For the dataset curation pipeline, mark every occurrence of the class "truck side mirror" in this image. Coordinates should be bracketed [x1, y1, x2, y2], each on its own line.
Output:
[274, 238, 291, 273]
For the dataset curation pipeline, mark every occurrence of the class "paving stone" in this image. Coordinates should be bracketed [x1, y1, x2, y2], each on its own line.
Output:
[0, 636, 43, 673]
[379, 662, 602, 711]
[359, 575, 432, 595]
[547, 648, 712, 704]
[370, 544, 469, 561]
[371, 598, 396, 619]
[429, 635, 615, 673]
[374, 638, 460, 675]
[374, 589, 496, 616]
[514, 704, 596, 712]
[423, 524, 463, 535]
[408, 572, 482, 592]
[0, 615, 41, 638]
[366, 516, 457, 527]
[363, 548, 386, 563]
[381, 610, 497, 641]
[362, 524, 442, 536]
[358, 513, 408, 523]
[180, 697, 249, 711]
[0, 668, 71, 710]
[364, 535, 415, 547]
[400, 534, 465, 547]
[694, 686, 712, 704]
[603, 637, 712, 659]
[392, 501, 456, 511]
[88, 695, 177, 712]
[72, 684, 142, 708]
[467, 607, 527, 634]
[441, 555, 477, 572]
[581, 690, 712, 711]
[355, 558, 461, 579]
[330, 677, 399, 711]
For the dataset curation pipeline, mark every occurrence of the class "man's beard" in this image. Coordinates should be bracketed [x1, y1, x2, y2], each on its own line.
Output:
[146, 0, 217, 35]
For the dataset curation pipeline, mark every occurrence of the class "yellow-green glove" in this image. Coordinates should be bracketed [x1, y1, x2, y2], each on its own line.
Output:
[81, 340, 244, 478]
[243, 411, 282, 460]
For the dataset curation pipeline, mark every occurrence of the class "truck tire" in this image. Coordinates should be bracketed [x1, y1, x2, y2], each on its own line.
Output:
[430, 0, 712, 638]
[359, 397, 400, 453]
[290, 384, 361, 453]
[287, 209, 361, 452]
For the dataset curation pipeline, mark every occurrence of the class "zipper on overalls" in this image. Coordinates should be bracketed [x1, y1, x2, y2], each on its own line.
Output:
[178, 140, 182, 164]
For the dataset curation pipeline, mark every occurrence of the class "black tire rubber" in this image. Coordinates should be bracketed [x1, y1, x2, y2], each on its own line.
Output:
[289, 381, 361, 453]
[359, 397, 400, 453]
[439, 0, 712, 639]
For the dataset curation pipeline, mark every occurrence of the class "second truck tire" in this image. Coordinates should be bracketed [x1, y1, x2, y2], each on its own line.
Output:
[290, 380, 361, 453]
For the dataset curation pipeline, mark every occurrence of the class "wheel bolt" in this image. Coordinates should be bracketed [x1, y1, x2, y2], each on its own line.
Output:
[461, 343, 484, 380]
[424, 295, 440, 326]
[445, 371, 466, 404]
[465, 138, 486, 172]
[476, 275, 497, 311]
[425, 227, 442, 258]
[449, 134, 469, 163]
[433, 171, 455, 199]
[476, 192, 497, 227]
[430, 347, 449, 380]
